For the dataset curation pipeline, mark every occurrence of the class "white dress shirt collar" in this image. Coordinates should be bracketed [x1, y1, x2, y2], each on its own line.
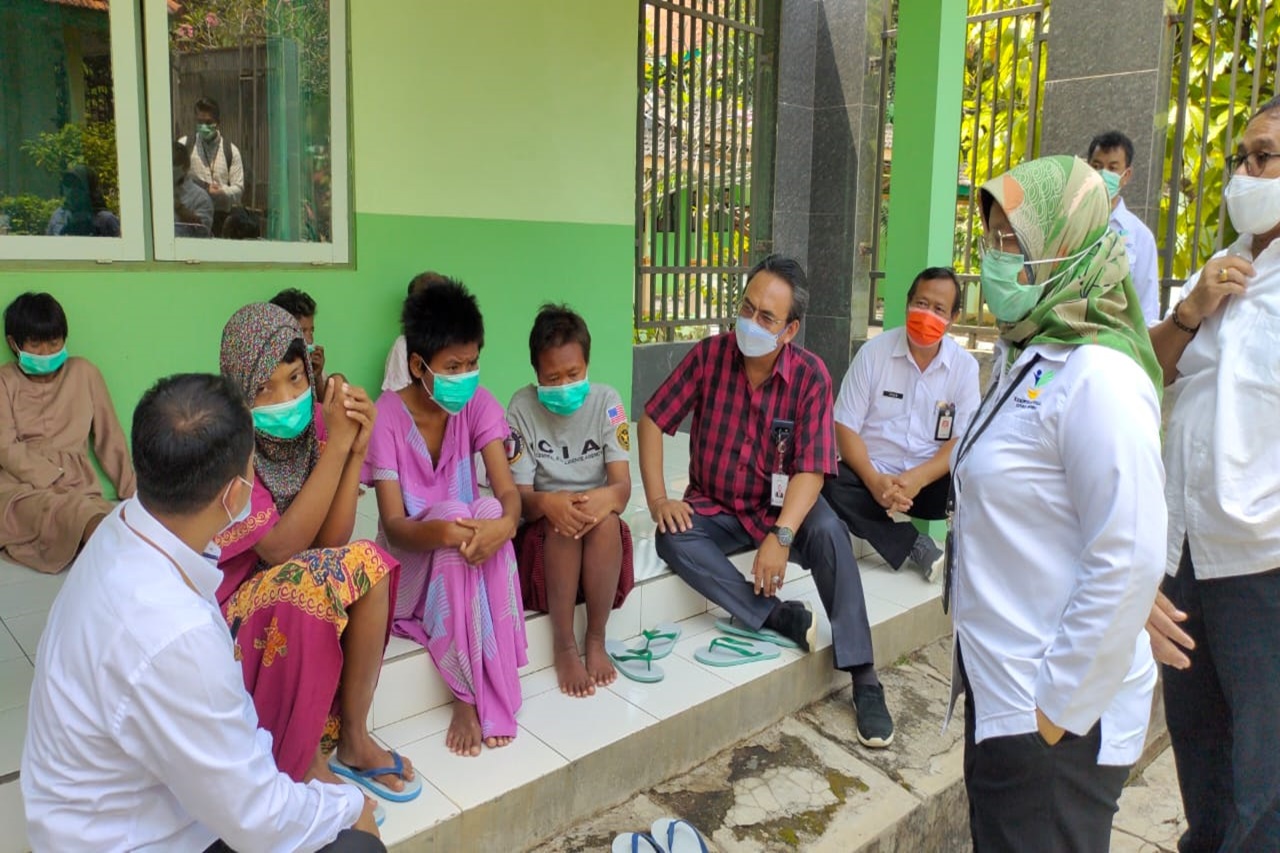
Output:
[120, 498, 224, 600]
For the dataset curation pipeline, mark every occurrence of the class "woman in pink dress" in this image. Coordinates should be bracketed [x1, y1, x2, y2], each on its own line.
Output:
[215, 303, 418, 800]
[364, 279, 527, 757]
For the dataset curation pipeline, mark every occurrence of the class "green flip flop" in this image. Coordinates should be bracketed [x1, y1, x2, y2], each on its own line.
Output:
[606, 639, 665, 682]
[636, 622, 682, 659]
[693, 635, 781, 667]
[714, 616, 799, 649]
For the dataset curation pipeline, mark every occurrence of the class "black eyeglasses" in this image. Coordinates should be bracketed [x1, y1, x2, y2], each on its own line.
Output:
[1227, 150, 1280, 175]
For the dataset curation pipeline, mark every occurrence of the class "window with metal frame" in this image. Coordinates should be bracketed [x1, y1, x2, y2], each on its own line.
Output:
[635, 0, 777, 343]
[0, 0, 349, 265]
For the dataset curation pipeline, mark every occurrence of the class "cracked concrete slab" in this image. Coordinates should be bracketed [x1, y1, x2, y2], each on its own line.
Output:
[529, 636, 1187, 853]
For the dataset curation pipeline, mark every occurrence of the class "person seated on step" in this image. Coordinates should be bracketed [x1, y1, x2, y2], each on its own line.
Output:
[215, 303, 417, 801]
[638, 254, 896, 749]
[822, 266, 979, 582]
[363, 279, 528, 757]
[22, 373, 383, 853]
[382, 270, 450, 393]
[507, 303, 635, 698]
[0, 291, 135, 573]
[271, 287, 328, 400]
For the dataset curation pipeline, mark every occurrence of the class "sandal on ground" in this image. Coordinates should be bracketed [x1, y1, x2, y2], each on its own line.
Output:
[714, 615, 799, 649]
[693, 635, 781, 667]
[650, 817, 710, 853]
[605, 639, 665, 683]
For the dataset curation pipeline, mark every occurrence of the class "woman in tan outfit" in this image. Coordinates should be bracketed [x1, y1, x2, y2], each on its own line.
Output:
[1, 292, 134, 573]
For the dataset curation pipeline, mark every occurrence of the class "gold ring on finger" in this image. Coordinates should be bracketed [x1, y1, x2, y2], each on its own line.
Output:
[1220, 268, 1230, 282]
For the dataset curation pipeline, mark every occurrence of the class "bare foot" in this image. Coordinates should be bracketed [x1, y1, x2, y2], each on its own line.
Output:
[584, 636, 616, 688]
[303, 746, 344, 786]
[554, 643, 595, 698]
[447, 701, 483, 757]
[484, 734, 515, 749]
[335, 732, 415, 793]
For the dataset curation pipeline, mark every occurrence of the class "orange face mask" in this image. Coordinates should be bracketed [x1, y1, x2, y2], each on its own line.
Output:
[905, 307, 949, 347]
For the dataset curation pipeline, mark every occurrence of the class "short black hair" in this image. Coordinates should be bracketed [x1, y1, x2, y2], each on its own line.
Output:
[4, 292, 68, 347]
[270, 288, 317, 319]
[282, 337, 308, 366]
[132, 373, 254, 516]
[907, 267, 963, 316]
[173, 141, 190, 170]
[1087, 131, 1135, 168]
[195, 97, 220, 121]
[402, 278, 484, 365]
[529, 303, 591, 370]
[408, 271, 450, 296]
[746, 254, 810, 323]
[222, 207, 261, 240]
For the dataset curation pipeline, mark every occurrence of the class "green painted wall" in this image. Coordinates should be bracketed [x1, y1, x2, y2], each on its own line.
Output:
[881, 0, 966, 329]
[0, 1, 637, 443]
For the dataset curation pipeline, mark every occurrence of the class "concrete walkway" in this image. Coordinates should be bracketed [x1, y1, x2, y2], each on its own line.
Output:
[532, 636, 1187, 852]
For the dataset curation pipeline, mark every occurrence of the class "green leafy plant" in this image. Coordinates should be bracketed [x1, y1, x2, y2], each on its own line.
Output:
[19, 121, 119, 212]
[0, 195, 63, 236]
[1159, 0, 1278, 284]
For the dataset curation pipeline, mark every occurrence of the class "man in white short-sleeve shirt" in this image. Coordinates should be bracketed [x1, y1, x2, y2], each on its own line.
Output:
[1088, 130, 1161, 324]
[823, 267, 979, 580]
[22, 373, 381, 853]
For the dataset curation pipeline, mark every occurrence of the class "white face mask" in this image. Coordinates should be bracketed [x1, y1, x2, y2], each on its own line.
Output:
[1225, 173, 1280, 235]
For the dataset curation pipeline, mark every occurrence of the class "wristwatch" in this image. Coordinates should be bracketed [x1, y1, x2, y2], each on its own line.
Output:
[769, 524, 795, 548]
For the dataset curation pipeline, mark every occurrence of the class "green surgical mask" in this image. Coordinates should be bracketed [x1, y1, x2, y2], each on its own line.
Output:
[197, 122, 217, 141]
[537, 377, 590, 416]
[252, 387, 314, 439]
[1099, 169, 1121, 201]
[981, 248, 1044, 324]
[18, 347, 68, 377]
[424, 367, 480, 415]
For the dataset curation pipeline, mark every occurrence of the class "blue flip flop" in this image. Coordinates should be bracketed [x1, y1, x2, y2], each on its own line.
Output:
[606, 639, 665, 683]
[611, 831, 663, 853]
[374, 803, 386, 827]
[651, 817, 709, 853]
[328, 751, 423, 803]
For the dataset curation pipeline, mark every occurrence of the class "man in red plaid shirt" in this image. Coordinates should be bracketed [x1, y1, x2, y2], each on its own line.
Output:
[638, 255, 894, 748]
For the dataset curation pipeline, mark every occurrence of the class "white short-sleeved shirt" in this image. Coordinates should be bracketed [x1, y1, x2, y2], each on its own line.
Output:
[1110, 198, 1161, 325]
[833, 327, 980, 475]
[949, 343, 1166, 765]
[1165, 234, 1280, 579]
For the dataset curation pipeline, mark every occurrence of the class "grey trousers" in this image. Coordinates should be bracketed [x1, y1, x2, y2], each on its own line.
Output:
[205, 830, 386, 853]
[654, 496, 874, 670]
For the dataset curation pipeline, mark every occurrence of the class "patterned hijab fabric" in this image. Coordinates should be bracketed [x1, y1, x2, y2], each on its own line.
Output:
[220, 302, 318, 511]
[980, 155, 1162, 393]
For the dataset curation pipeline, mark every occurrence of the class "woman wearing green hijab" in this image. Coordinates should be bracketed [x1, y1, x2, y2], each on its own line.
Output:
[948, 155, 1166, 851]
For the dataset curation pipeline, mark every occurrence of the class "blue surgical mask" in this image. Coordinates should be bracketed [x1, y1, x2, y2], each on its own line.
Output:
[1099, 168, 1121, 201]
[306, 343, 317, 354]
[18, 347, 68, 376]
[537, 377, 590, 416]
[252, 387, 314, 439]
[423, 367, 480, 415]
[735, 317, 781, 358]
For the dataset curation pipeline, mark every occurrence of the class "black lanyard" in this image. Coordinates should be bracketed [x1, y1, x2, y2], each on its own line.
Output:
[942, 353, 1042, 613]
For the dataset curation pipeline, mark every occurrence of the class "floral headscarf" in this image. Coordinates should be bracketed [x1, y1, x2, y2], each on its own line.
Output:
[980, 155, 1162, 393]
[219, 302, 318, 511]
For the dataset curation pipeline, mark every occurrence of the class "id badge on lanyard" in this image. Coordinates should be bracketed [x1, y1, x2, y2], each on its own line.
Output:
[770, 419, 794, 507]
[934, 401, 956, 441]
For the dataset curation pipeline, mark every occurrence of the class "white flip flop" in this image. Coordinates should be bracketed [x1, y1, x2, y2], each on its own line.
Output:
[650, 817, 709, 853]
[612, 831, 664, 853]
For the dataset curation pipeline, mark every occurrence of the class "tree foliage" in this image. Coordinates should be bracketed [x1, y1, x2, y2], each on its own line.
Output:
[20, 121, 120, 213]
[1159, 0, 1277, 283]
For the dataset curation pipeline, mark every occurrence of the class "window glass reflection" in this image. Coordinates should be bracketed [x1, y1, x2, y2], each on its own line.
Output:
[0, 0, 122, 237]
[169, 0, 332, 243]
